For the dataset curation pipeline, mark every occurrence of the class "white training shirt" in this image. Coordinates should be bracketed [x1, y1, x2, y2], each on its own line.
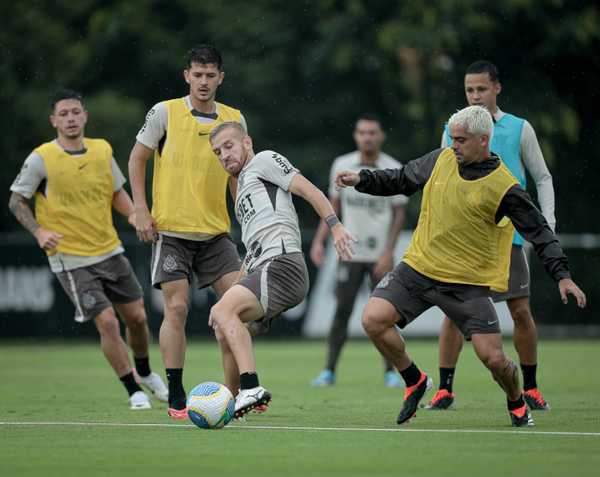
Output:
[329, 152, 408, 262]
[135, 95, 248, 242]
[10, 140, 126, 272]
[441, 108, 556, 231]
[236, 150, 302, 272]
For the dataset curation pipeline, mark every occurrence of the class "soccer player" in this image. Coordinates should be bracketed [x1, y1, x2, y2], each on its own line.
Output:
[128, 45, 245, 419]
[9, 89, 168, 410]
[426, 61, 556, 411]
[335, 105, 585, 427]
[208, 121, 356, 417]
[310, 114, 407, 388]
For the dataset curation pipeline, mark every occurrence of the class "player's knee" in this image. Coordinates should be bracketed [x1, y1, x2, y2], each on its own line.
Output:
[95, 312, 120, 338]
[209, 303, 231, 329]
[126, 307, 148, 329]
[361, 310, 385, 337]
[164, 299, 189, 321]
[509, 302, 534, 327]
[482, 352, 506, 373]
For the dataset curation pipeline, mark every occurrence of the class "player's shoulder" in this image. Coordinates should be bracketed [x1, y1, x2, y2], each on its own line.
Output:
[253, 150, 293, 172]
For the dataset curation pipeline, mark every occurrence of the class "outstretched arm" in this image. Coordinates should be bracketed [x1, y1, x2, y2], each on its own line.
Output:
[497, 185, 586, 308]
[128, 141, 157, 242]
[335, 149, 443, 196]
[310, 197, 341, 266]
[288, 174, 356, 261]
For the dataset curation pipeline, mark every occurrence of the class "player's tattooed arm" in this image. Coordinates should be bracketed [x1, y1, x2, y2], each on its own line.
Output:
[8, 192, 40, 235]
[9, 192, 63, 250]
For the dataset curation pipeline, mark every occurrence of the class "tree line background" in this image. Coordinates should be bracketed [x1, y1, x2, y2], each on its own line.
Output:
[1, 0, 598, 327]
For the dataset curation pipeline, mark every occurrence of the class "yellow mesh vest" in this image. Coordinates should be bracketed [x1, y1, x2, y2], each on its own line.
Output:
[151, 99, 241, 233]
[403, 148, 518, 292]
[34, 139, 121, 257]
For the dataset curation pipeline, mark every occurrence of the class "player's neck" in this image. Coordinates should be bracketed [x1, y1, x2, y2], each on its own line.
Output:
[359, 151, 379, 166]
[56, 135, 84, 152]
[189, 95, 216, 114]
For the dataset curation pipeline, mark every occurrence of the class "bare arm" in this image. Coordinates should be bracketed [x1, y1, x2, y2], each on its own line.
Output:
[288, 174, 355, 261]
[228, 176, 238, 201]
[128, 141, 157, 242]
[309, 197, 341, 266]
[112, 188, 136, 227]
[8, 192, 62, 250]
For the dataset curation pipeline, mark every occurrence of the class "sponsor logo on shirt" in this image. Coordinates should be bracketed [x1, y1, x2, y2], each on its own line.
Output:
[273, 153, 293, 175]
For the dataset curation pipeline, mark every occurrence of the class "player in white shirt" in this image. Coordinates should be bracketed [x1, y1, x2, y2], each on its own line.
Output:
[310, 115, 408, 388]
[208, 121, 355, 417]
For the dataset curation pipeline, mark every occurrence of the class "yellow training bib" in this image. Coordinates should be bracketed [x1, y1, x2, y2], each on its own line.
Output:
[403, 148, 518, 292]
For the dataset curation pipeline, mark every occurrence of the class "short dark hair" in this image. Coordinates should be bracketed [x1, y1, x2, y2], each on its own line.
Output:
[51, 89, 84, 111]
[355, 113, 383, 130]
[465, 61, 500, 83]
[185, 44, 223, 70]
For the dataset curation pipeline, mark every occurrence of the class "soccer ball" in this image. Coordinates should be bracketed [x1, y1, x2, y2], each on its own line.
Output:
[186, 381, 235, 429]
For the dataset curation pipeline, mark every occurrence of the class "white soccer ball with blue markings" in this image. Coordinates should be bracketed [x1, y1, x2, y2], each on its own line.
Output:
[187, 381, 235, 429]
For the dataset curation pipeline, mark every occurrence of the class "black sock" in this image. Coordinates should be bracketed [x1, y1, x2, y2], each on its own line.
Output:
[119, 371, 143, 397]
[520, 364, 537, 391]
[399, 362, 422, 387]
[165, 368, 186, 409]
[507, 394, 525, 411]
[134, 356, 151, 378]
[240, 372, 260, 390]
[439, 367, 455, 393]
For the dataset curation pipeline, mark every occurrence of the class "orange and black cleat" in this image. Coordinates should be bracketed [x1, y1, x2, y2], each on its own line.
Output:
[424, 389, 455, 410]
[167, 407, 189, 420]
[524, 388, 551, 411]
[397, 372, 430, 425]
[509, 405, 535, 427]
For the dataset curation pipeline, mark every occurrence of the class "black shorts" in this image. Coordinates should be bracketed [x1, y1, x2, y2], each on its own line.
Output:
[238, 252, 309, 334]
[372, 262, 500, 339]
[151, 233, 241, 289]
[489, 245, 530, 302]
[55, 254, 143, 323]
[336, 261, 377, 302]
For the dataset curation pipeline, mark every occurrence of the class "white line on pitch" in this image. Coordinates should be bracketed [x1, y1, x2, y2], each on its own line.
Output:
[1, 421, 599, 437]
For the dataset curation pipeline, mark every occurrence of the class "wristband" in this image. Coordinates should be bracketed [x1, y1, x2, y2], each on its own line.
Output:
[325, 214, 340, 229]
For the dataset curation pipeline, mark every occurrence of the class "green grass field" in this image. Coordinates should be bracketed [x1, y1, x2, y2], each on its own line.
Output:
[1, 339, 599, 477]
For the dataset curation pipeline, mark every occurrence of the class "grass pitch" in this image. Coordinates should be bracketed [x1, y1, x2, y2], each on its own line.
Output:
[1, 339, 599, 477]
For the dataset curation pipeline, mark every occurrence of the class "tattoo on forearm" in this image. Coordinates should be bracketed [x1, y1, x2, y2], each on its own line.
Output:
[9, 193, 40, 235]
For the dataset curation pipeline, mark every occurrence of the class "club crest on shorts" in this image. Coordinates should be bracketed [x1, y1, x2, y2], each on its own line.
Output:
[82, 292, 96, 310]
[163, 254, 177, 272]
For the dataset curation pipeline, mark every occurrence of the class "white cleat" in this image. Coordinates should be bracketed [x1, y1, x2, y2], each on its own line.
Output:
[139, 372, 169, 402]
[129, 390, 152, 410]
[234, 386, 272, 418]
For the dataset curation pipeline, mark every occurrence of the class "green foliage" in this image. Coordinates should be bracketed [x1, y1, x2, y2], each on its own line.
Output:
[1, 0, 599, 231]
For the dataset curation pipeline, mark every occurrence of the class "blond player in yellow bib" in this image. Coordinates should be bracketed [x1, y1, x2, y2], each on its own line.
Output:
[9, 90, 168, 410]
[335, 105, 586, 427]
[128, 45, 244, 419]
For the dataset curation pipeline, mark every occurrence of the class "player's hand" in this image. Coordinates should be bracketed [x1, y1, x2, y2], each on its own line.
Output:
[373, 249, 394, 281]
[558, 278, 586, 308]
[135, 207, 157, 243]
[331, 223, 357, 261]
[310, 240, 326, 267]
[33, 227, 63, 251]
[334, 171, 361, 190]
